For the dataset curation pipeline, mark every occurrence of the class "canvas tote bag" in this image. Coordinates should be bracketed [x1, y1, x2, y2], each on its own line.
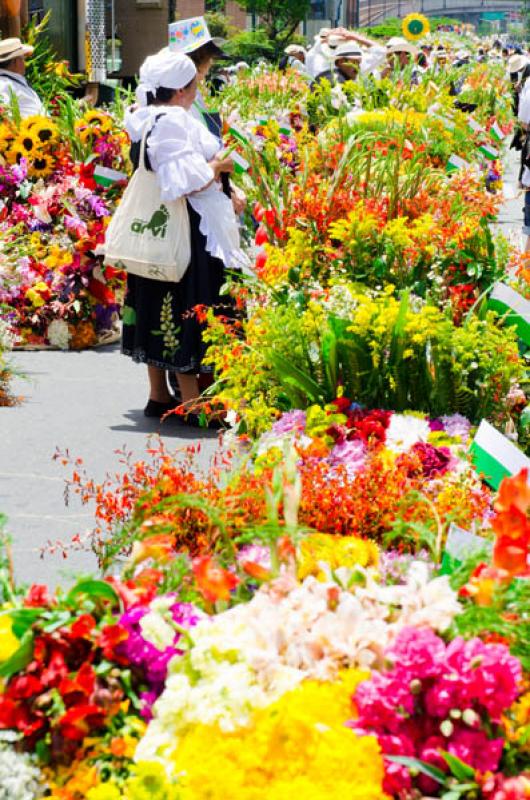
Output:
[104, 122, 191, 282]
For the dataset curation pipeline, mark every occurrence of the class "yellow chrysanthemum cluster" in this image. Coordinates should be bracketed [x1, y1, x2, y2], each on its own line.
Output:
[2, 115, 59, 178]
[171, 673, 387, 800]
[298, 533, 379, 581]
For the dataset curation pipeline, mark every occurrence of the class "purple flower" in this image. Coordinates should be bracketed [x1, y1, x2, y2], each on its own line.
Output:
[271, 409, 307, 435]
[440, 413, 471, 441]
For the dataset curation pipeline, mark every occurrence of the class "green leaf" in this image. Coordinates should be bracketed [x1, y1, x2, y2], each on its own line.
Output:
[6, 608, 43, 639]
[66, 579, 119, 607]
[122, 305, 137, 326]
[387, 755, 447, 784]
[441, 752, 476, 781]
[0, 631, 34, 679]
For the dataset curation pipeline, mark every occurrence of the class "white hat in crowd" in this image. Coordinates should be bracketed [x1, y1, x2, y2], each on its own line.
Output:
[136, 50, 197, 106]
[334, 42, 363, 60]
[0, 37, 33, 63]
[508, 53, 527, 73]
[386, 36, 419, 57]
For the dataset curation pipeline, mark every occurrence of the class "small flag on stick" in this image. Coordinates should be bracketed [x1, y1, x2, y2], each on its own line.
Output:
[446, 154, 470, 173]
[470, 419, 530, 490]
[488, 282, 530, 347]
[489, 121, 504, 142]
[93, 165, 127, 188]
[478, 142, 499, 160]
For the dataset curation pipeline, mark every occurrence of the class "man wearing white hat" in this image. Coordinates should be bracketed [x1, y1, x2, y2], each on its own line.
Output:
[316, 41, 363, 85]
[0, 37, 44, 118]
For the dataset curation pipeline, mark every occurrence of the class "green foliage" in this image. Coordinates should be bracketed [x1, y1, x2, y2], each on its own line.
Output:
[363, 15, 462, 38]
[225, 28, 276, 62]
[204, 11, 237, 39]
[23, 12, 82, 109]
[233, 0, 310, 47]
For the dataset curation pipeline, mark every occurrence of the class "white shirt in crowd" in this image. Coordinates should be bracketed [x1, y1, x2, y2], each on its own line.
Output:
[518, 79, 530, 187]
[125, 104, 243, 268]
[0, 68, 44, 117]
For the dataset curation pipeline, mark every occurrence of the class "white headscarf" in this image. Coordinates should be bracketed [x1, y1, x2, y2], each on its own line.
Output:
[136, 50, 197, 107]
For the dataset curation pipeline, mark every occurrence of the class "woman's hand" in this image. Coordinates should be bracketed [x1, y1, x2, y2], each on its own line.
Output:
[210, 155, 234, 180]
[231, 185, 247, 215]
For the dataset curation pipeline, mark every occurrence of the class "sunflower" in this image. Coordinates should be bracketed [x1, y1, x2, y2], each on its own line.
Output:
[30, 119, 59, 148]
[29, 152, 55, 179]
[12, 131, 40, 158]
[19, 115, 47, 134]
[0, 121, 16, 153]
[4, 144, 27, 165]
[402, 13, 430, 41]
[81, 109, 113, 133]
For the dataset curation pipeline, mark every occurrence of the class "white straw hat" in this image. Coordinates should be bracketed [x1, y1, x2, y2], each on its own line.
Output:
[0, 38, 33, 63]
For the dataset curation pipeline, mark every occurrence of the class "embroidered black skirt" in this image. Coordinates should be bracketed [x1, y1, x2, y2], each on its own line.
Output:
[121, 202, 226, 373]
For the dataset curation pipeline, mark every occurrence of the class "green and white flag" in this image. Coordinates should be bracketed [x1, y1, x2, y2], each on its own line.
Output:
[446, 154, 470, 173]
[470, 419, 530, 490]
[278, 124, 292, 136]
[229, 125, 250, 145]
[488, 282, 530, 346]
[441, 523, 493, 573]
[230, 151, 250, 175]
[478, 142, 499, 160]
[93, 165, 128, 188]
[490, 121, 504, 142]
[467, 116, 484, 134]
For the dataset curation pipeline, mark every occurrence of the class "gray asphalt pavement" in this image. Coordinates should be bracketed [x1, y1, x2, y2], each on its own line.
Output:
[0, 343, 219, 587]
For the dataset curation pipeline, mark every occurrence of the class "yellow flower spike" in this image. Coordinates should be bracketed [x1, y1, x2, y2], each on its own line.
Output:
[0, 615, 19, 662]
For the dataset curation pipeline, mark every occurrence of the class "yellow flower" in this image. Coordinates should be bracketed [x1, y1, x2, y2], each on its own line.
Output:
[298, 533, 379, 580]
[86, 784, 122, 800]
[12, 131, 40, 158]
[126, 761, 179, 800]
[25, 281, 49, 307]
[172, 674, 387, 800]
[402, 12, 430, 40]
[0, 615, 19, 661]
[30, 120, 59, 148]
[29, 153, 55, 179]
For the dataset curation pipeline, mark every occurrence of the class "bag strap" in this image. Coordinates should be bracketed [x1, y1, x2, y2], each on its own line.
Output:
[137, 112, 167, 174]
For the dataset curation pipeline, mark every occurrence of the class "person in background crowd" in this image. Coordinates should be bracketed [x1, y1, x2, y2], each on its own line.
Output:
[516, 62, 530, 251]
[381, 37, 419, 80]
[279, 44, 308, 72]
[123, 50, 240, 422]
[509, 54, 529, 117]
[315, 41, 363, 85]
[306, 28, 333, 78]
[0, 37, 44, 118]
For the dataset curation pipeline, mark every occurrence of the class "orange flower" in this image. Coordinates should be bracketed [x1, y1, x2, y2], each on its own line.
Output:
[495, 468, 530, 515]
[192, 556, 239, 603]
[130, 534, 175, 565]
[493, 537, 530, 577]
[241, 560, 271, 581]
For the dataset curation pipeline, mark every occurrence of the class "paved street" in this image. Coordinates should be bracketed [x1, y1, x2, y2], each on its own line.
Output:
[0, 344, 220, 586]
[0, 147, 524, 588]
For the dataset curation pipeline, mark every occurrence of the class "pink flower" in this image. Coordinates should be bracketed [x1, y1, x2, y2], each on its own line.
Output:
[386, 626, 445, 680]
[448, 727, 504, 773]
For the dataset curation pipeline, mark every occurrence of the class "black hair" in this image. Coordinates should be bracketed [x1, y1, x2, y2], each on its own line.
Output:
[0, 56, 18, 70]
[188, 41, 222, 68]
[521, 63, 530, 83]
[146, 76, 195, 106]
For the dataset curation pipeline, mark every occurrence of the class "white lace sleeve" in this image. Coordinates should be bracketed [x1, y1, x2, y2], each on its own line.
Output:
[147, 110, 215, 200]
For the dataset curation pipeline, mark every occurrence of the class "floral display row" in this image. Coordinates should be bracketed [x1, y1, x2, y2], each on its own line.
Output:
[3, 40, 530, 800]
[0, 105, 128, 350]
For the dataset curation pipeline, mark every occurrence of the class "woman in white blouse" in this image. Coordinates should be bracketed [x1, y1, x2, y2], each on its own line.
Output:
[122, 51, 239, 423]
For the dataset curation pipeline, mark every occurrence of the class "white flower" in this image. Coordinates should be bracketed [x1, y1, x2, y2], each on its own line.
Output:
[140, 611, 176, 652]
[386, 413, 431, 453]
[46, 319, 71, 350]
[0, 745, 45, 799]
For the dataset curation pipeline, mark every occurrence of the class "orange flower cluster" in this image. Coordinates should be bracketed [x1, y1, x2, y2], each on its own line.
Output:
[492, 468, 530, 577]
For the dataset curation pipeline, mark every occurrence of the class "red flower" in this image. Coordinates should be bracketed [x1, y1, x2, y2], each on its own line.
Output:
[70, 614, 96, 640]
[9, 675, 43, 700]
[192, 556, 239, 603]
[24, 584, 50, 608]
[58, 703, 105, 741]
[99, 623, 129, 662]
[59, 663, 96, 706]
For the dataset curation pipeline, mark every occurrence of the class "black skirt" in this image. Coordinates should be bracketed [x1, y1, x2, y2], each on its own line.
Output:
[121, 202, 227, 373]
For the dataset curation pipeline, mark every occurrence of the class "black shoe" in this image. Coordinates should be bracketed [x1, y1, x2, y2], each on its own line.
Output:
[144, 398, 181, 419]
